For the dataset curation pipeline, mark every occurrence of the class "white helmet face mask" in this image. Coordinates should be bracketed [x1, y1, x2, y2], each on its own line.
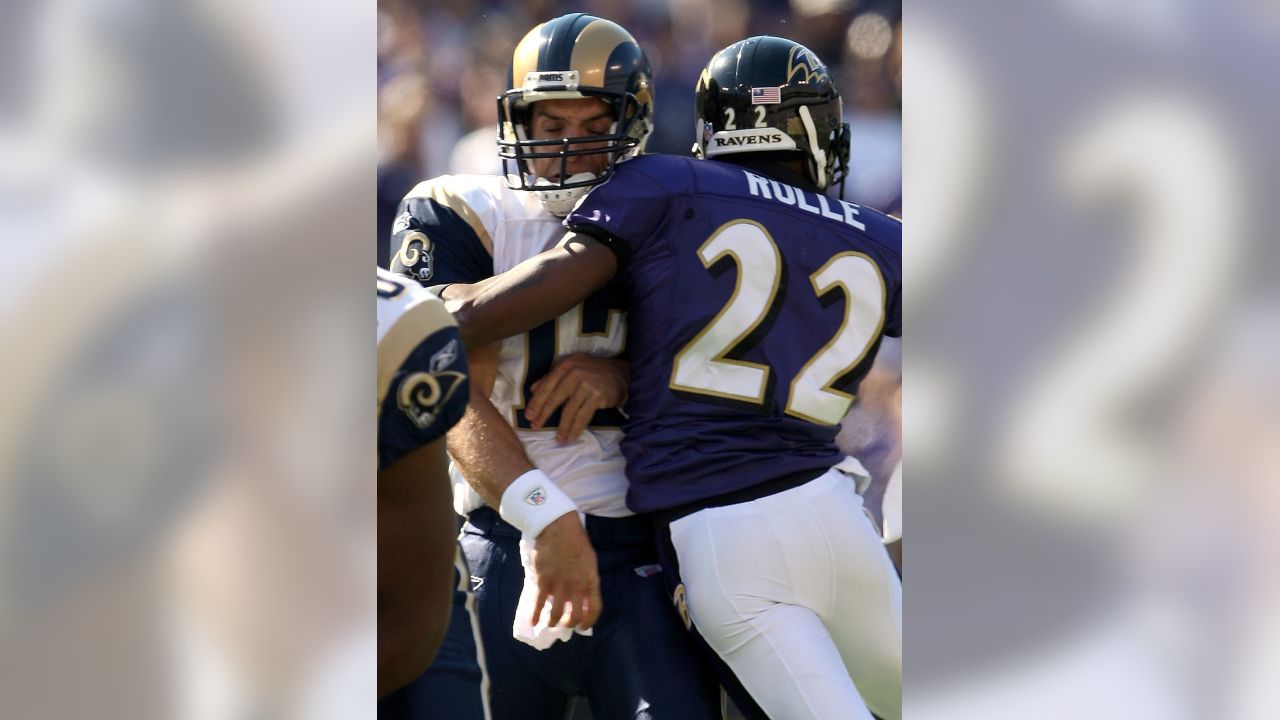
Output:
[520, 112, 616, 216]
[532, 172, 596, 216]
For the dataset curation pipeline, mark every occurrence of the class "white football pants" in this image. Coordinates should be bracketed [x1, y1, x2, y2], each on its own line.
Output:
[669, 468, 902, 720]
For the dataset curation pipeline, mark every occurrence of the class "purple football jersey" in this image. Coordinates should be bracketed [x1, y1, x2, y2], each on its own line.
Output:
[567, 154, 901, 513]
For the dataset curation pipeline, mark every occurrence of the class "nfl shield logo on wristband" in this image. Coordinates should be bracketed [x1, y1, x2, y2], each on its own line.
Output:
[525, 487, 547, 506]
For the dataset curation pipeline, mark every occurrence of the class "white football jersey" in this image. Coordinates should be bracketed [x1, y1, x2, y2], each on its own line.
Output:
[394, 176, 630, 517]
[376, 267, 469, 469]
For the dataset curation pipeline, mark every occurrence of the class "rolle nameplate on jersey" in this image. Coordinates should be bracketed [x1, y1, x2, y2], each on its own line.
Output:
[741, 169, 867, 231]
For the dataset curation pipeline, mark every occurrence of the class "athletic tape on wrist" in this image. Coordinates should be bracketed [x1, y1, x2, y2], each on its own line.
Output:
[499, 469, 578, 538]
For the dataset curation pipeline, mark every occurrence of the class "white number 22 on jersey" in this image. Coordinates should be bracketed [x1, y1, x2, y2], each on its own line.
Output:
[670, 220, 886, 425]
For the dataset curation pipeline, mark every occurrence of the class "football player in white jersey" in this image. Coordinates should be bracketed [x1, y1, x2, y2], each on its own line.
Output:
[386, 13, 722, 720]
[376, 268, 471, 698]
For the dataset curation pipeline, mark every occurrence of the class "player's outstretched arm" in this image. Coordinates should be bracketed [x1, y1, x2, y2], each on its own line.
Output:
[444, 233, 618, 349]
[447, 343, 603, 631]
[446, 342, 542, 508]
[377, 436, 456, 697]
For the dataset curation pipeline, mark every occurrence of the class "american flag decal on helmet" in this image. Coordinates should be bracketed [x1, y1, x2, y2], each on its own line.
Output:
[751, 86, 781, 104]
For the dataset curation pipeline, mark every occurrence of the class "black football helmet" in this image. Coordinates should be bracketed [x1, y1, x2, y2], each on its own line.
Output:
[694, 36, 850, 191]
[497, 13, 654, 213]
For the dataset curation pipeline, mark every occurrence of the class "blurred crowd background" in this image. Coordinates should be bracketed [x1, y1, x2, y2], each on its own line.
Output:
[376, 0, 902, 266]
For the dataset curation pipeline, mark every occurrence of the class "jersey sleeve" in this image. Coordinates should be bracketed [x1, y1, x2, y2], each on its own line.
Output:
[377, 295, 471, 470]
[564, 159, 674, 260]
[388, 177, 496, 286]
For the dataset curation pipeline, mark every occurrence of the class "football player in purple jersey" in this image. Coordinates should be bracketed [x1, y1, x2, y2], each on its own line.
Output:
[442, 36, 903, 720]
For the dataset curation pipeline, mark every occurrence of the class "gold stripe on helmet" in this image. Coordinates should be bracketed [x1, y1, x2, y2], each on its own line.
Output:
[568, 18, 624, 89]
[511, 22, 546, 86]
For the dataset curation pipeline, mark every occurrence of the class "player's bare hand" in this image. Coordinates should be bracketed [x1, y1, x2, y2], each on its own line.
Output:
[530, 512, 602, 630]
[526, 354, 629, 442]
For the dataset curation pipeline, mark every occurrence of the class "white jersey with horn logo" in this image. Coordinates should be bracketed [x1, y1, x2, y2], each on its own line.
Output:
[376, 267, 469, 470]
[389, 175, 630, 517]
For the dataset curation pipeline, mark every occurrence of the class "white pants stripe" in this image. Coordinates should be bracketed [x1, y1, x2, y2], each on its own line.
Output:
[669, 469, 902, 720]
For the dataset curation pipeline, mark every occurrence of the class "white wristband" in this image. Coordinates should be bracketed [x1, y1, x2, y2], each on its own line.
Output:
[499, 469, 578, 539]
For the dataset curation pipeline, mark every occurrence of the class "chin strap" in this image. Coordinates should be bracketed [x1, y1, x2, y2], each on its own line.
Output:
[532, 172, 597, 216]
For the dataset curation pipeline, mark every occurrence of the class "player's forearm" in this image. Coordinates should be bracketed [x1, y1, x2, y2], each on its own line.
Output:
[447, 355, 579, 538]
[448, 392, 580, 538]
[443, 342, 534, 509]
[445, 235, 617, 348]
[445, 390, 537, 509]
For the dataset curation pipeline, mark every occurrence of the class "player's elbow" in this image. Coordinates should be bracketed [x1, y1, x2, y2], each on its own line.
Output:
[443, 297, 481, 348]
[444, 293, 506, 350]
